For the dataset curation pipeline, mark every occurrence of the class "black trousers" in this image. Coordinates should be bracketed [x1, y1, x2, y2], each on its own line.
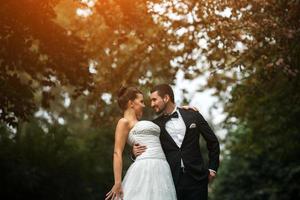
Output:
[175, 168, 208, 200]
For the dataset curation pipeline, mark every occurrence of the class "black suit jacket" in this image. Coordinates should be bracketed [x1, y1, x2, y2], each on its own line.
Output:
[152, 108, 220, 185]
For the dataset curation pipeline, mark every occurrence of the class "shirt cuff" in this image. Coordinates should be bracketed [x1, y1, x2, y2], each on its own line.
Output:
[209, 169, 216, 174]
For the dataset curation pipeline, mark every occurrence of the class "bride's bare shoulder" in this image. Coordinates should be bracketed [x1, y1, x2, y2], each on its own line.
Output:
[117, 118, 129, 126]
[119, 117, 134, 129]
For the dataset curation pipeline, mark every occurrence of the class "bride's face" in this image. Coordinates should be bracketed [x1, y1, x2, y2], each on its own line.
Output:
[131, 93, 145, 120]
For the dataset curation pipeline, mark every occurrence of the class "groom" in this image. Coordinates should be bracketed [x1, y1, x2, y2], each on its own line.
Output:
[133, 84, 220, 200]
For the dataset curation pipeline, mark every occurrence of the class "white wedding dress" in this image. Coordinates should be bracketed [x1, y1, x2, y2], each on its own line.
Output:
[121, 120, 177, 200]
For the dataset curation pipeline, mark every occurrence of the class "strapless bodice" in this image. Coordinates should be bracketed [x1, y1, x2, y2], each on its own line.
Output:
[128, 120, 166, 160]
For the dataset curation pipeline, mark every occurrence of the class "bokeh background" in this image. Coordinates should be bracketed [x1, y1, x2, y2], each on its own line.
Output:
[1, 0, 299, 199]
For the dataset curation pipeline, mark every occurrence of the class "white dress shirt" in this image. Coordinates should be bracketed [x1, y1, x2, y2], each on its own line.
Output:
[165, 107, 186, 148]
[165, 107, 186, 167]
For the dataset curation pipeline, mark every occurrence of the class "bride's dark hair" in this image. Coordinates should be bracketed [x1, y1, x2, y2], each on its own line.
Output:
[117, 86, 142, 111]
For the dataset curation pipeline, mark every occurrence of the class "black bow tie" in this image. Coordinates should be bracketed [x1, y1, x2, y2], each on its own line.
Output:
[163, 111, 178, 121]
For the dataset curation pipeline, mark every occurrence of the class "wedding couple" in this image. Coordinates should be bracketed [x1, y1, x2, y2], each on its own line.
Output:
[105, 84, 220, 200]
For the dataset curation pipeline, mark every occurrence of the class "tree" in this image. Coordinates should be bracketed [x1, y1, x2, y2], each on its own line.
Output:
[55, 0, 300, 123]
[211, 51, 300, 199]
[0, 0, 92, 126]
[0, 118, 120, 199]
[2, 0, 299, 126]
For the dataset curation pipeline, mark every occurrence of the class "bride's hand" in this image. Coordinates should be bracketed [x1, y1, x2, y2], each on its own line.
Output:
[181, 105, 199, 111]
[105, 183, 123, 200]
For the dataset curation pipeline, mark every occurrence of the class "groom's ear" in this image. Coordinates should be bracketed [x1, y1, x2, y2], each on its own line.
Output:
[163, 95, 170, 103]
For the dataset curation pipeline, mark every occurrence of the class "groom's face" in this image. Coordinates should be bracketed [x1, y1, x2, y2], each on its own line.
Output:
[150, 91, 167, 114]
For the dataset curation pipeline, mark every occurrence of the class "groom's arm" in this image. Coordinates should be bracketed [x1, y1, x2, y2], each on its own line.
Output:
[195, 111, 220, 172]
[130, 143, 147, 161]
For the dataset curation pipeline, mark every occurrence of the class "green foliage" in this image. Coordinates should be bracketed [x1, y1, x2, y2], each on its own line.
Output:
[208, 1, 300, 198]
[0, 0, 92, 126]
[212, 125, 300, 200]
[212, 151, 300, 200]
[0, 120, 119, 199]
[211, 59, 300, 199]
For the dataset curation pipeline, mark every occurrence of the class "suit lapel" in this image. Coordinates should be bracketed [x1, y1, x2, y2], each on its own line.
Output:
[177, 108, 192, 147]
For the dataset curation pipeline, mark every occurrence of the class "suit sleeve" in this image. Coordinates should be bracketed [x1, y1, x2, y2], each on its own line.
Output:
[195, 111, 220, 172]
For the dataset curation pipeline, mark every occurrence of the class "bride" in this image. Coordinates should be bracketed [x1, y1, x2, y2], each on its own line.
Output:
[105, 86, 177, 200]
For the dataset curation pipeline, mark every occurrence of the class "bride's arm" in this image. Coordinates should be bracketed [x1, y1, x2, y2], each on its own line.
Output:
[113, 118, 130, 184]
[105, 118, 130, 200]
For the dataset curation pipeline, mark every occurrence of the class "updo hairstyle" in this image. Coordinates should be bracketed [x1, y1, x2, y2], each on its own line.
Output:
[117, 86, 142, 111]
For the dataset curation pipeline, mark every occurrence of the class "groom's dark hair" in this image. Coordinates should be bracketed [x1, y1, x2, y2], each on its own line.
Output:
[151, 84, 175, 103]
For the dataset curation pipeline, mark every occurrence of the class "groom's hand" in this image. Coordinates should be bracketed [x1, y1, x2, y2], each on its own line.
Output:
[133, 143, 147, 157]
[208, 169, 216, 183]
